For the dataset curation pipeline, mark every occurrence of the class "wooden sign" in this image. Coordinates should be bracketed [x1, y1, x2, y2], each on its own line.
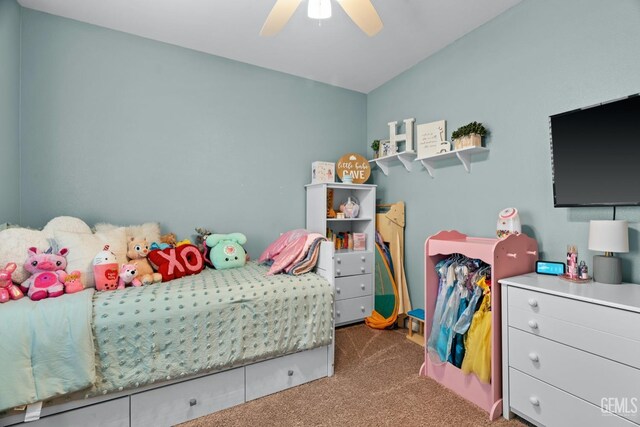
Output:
[336, 153, 370, 184]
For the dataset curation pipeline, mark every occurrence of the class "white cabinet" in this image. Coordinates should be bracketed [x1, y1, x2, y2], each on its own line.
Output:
[306, 183, 376, 326]
[501, 274, 640, 426]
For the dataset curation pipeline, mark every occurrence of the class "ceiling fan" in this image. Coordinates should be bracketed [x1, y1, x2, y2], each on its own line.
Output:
[260, 0, 383, 37]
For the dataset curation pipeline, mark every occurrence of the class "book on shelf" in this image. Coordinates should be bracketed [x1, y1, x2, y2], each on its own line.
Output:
[353, 233, 366, 251]
[327, 228, 360, 251]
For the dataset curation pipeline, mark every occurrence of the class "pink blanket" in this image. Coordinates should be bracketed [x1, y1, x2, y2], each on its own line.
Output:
[259, 230, 325, 275]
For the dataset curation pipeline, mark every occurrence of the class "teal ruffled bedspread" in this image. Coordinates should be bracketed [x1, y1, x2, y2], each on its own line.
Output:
[88, 262, 333, 396]
[0, 290, 96, 412]
[1, 263, 333, 410]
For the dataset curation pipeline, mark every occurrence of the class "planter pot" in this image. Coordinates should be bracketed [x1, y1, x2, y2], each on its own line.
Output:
[453, 133, 482, 150]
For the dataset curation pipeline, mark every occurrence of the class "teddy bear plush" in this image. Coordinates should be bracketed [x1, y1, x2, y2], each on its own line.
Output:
[126, 238, 162, 285]
[117, 263, 142, 289]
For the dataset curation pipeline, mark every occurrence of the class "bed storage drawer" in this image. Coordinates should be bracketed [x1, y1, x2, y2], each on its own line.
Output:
[334, 274, 372, 301]
[334, 252, 373, 277]
[12, 397, 129, 427]
[335, 296, 372, 325]
[509, 368, 633, 427]
[509, 327, 640, 424]
[245, 346, 328, 401]
[130, 368, 244, 427]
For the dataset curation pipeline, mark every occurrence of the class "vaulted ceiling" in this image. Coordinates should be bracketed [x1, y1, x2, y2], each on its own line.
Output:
[18, 0, 522, 93]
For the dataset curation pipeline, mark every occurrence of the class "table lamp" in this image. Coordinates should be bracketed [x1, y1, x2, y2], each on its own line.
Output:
[588, 220, 629, 284]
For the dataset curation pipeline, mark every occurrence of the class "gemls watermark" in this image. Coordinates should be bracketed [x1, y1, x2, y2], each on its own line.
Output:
[601, 397, 638, 416]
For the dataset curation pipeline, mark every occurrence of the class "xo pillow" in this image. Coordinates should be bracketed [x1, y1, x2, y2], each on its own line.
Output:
[54, 228, 128, 288]
[148, 245, 204, 282]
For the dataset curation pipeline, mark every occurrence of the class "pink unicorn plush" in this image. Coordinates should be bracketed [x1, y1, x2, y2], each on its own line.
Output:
[0, 263, 24, 303]
[22, 247, 69, 301]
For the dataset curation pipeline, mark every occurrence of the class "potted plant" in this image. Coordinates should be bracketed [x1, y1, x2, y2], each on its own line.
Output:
[371, 140, 380, 158]
[451, 122, 488, 150]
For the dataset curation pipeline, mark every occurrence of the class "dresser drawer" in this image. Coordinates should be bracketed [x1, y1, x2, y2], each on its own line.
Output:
[245, 346, 328, 401]
[335, 295, 372, 325]
[130, 368, 244, 427]
[509, 327, 640, 424]
[334, 252, 372, 277]
[335, 274, 372, 301]
[508, 287, 640, 343]
[508, 305, 640, 369]
[509, 368, 634, 427]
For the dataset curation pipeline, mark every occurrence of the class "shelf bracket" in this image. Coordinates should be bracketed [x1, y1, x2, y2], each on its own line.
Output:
[455, 151, 472, 173]
[398, 154, 413, 172]
[419, 160, 435, 178]
[375, 159, 389, 175]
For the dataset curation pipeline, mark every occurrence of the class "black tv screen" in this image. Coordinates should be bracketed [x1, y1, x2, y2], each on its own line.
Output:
[550, 94, 640, 207]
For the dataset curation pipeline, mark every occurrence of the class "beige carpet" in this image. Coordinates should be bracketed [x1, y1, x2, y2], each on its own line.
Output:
[181, 324, 524, 427]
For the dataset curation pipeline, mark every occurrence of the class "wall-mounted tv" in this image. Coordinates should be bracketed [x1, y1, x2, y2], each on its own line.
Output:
[550, 94, 640, 207]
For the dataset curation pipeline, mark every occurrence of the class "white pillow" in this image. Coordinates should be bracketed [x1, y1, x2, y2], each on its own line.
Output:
[54, 228, 128, 288]
[0, 216, 92, 284]
[94, 222, 161, 244]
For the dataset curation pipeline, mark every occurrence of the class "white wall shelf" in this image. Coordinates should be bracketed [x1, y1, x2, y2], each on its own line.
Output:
[327, 218, 372, 222]
[415, 146, 489, 178]
[368, 151, 417, 175]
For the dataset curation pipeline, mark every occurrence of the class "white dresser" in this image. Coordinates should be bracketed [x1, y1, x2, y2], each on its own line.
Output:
[501, 274, 640, 427]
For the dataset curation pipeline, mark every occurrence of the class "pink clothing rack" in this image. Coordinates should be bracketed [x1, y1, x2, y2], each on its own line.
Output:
[419, 230, 537, 420]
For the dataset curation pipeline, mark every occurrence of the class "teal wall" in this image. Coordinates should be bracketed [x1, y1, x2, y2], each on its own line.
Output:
[368, 0, 640, 305]
[19, 9, 366, 256]
[0, 0, 21, 224]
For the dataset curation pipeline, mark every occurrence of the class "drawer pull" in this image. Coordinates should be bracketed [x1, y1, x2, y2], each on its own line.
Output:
[336, 269, 341, 276]
[528, 298, 538, 308]
[360, 306, 365, 312]
[189, 398, 197, 407]
[361, 256, 366, 262]
[360, 284, 365, 290]
[528, 352, 539, 362]
[336, 287, 341, 294]
[528, 320, 539, 329]
[336, 311, 341, 316]
[529, 396, 540, 406]
[336, 258, 342, 264]
[287, 370, 294, 376]
[360, 267, 365, 273]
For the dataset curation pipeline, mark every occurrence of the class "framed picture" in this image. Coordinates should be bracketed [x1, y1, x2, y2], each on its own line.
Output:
[311, 161, 335, 183]
[379, 140, 396, 158]
[417, 120, 449, 158]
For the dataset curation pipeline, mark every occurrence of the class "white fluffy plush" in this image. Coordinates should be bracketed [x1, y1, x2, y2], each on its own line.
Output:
[0, 216, 93, 284]
[94, 222, 161, 244]
[54, 228, 128, 288]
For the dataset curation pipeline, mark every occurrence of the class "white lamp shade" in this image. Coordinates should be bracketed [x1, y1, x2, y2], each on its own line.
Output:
[308, 0, 331, 19]
[588, 220, 629, 253]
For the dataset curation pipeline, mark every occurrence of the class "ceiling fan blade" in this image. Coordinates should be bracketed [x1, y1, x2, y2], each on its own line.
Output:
[336, 0, 383, 36]
[260, 0, 303, 36]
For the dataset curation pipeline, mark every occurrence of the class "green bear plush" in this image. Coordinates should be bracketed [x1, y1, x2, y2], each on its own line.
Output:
[205, 233, 247, 270]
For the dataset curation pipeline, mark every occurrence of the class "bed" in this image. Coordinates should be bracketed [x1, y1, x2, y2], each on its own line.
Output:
[0, 249, 335, 427]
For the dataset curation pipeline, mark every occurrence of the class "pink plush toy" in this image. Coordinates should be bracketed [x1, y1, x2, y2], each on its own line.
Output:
[59, 270, 84, 294]
[0, 262, 24, 303]
[117, 264, 142, 289]
[22, 247, 68, 301]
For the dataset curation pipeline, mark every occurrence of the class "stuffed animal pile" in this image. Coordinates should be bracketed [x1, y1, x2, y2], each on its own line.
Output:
[0, 218, 247, 300]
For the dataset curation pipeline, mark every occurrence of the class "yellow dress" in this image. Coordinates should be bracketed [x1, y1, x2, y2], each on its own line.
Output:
[461, 277, 492, 383]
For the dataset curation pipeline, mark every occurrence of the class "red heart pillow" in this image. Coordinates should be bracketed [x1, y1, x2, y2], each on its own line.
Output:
[148, 245, 204, 282]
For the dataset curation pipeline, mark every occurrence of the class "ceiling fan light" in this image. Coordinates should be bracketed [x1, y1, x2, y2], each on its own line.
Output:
[308, 0, 331, 20]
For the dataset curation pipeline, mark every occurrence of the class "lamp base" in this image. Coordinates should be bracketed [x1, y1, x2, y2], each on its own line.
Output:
[592, 255, 622, 284]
